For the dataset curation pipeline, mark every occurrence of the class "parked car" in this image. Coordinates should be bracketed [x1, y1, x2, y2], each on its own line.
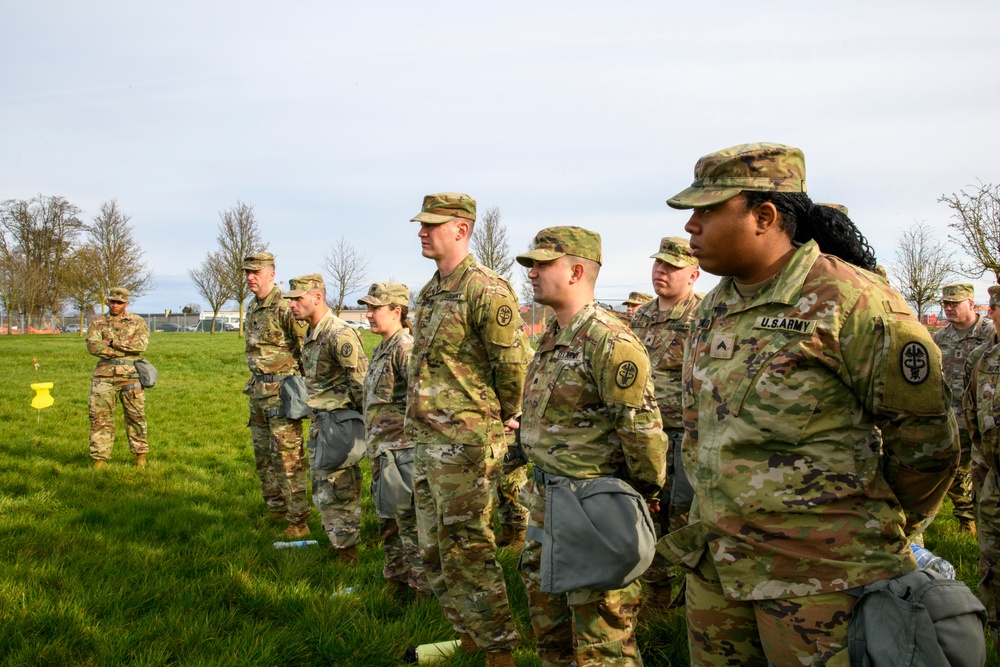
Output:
[155, 323, 181, 332]
[64, 323, 86, 334]
[349, 320, 370, 330]
[193, 320, 227, 332]
[184, 324, 199, 332]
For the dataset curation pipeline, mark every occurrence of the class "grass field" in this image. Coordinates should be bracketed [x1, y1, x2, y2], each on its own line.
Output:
[0, 332, 993, 666]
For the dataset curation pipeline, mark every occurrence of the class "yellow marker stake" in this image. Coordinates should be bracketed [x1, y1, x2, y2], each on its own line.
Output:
[31, 382, 55, 410]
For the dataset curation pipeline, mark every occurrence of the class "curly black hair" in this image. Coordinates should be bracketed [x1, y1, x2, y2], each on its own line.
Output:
[741, 191, 877, 271]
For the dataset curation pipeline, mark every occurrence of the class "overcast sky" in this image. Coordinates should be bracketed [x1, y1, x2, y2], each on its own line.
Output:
[3, 1, 999, 314]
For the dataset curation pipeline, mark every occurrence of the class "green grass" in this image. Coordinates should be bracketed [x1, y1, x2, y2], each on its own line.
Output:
[0, 333, 992, 665]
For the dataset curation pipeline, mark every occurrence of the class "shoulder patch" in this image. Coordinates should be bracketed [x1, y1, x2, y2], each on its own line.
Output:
[483, 293, 519, 347]
[340, 342, 353, 358]
[880, 319, 947, 415]
[603, 337, 650, 408]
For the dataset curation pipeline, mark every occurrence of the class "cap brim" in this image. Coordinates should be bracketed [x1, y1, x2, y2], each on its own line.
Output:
[515, 248, 566, 267]
[650, 253, 696, 267]
[411, 212, 455, 225]
[284, 289, 308, 298]
[108, 298, 127, 303]
[666, 186, 743, 210]
[357, 295, 382, 306]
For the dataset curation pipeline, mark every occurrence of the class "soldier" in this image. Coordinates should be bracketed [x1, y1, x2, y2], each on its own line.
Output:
[517, 226, 667, 666]
[963, 285, 1000, 645]
[286, 274, 368, 561]
[357, 281, 427, 591]
[934, 282, 993, 535]
[660, 142, 958, 665]
[242, 252, 311, 539]
[621, 291, 654, 319]
[629, 236, 701, 610]
[86, 287, 150, 468]
[407, 192, 532, 667]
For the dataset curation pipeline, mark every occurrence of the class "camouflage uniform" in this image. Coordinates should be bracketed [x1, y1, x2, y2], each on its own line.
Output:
[359, 282, 427, 592]
[963, 285, 1000, 644]
[87, 289, 149, 463]
[243, 258, 310, 526]
[933, 283, 993, 527]
[290, 275, 368, 550]
[629, 237, 702, 593]
[516, 227, 668, 667]
[661, 143, 959, 666]
[407, 192, 532, 654]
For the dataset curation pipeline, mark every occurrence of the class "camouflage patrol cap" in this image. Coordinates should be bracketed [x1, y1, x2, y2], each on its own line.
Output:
[285, 273, 325, 298]
[516, 226, 602, 267]
[242, 251, 275, 271]
[358, 282, 410, 308]
[667, 142, 807, 209]
[410, 192, 477, 225]
[941, 283, 975, 302]
[107, 287, 130, 303]
[989, 286, 1000, 308]
[650, 236, 697, 267]
[817, 202, 849, 215]
[622, 291, 653, 306]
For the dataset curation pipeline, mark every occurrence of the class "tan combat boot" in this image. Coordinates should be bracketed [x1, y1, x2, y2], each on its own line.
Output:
[284, 522, 310, 539]
[459, 633, 479, 655]
[497, 525, 527, 550]
[93, 460, 108, 469]
[337, 546, 359, 565]
[960, 518, 978, 536]
[485, 651, 516, 667]
[136, 454, 146, 468]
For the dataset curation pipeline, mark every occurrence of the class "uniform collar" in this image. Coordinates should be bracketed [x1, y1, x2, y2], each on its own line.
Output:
[430, 254, 476, 293]
[710, 240, 819, 314]
[305, 309, 335, 344]
[252, 285, 282, 310]
[540, 301, 598, 351]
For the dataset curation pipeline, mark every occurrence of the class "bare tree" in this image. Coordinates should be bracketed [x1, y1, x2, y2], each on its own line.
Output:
[471, 206, 514, 280]
[323, 237, 371, 316]
[889, 221, 957, 318]
[89, 200, 154, 312]
[942, 180, 1000, 283]
[61, 244, 101, 334]
[0, 194, 85, 325]
[188, 251, 229, 334]
[216, 201, 266, 336]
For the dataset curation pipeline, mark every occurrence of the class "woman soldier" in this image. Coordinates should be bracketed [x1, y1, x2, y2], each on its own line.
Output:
[358, 282, 428, 595]
[660, 142, 958, 665]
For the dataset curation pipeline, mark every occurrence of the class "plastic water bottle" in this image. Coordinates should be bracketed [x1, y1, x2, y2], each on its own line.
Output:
[403, 639, 461, 664]
[910, 543, 957, 579]
[273, 540, 318, 549]
[329, 586, 357, 599]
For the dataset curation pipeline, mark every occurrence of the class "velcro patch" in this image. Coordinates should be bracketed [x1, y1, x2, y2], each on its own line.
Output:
[880, 319, 947, 415]
[603, 338, 649, 408]
[710, 333, 735, 359]
[483, 294, 518, 346]
[753, 316, 816, 335]
[340, 342, 353, 358]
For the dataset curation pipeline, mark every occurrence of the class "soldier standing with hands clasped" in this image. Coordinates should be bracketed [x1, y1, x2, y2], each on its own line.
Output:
[517, 226, 667, 667]
[660, 142, 958, 666]
[629, 236, 701, 611]
[934, 282, 993, 535]
[87, 287, 150, 468]
[407, 192, 532, 667]
[242, 252, 311, 539]
[286, 273, 368, 562]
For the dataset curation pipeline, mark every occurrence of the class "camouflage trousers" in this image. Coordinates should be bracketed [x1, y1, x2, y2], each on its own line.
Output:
[413, 442, 518, 652]
[497, 458, 528, 529]
[948, 428, 975, 522]
[685, 558, 854, 666]
[371, 451, 427, 591]
[976, 467, 1000, 645]
[642, 429, 687, 586]
[311, 462, 362, 549]
[520, 478, 643, 667]
[89, 377, 147, 461]
[248, 395, 310, 525]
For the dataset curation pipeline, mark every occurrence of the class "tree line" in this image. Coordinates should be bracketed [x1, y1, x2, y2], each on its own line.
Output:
[0, 195, 151, 333]
[891, 181, 1000, 318]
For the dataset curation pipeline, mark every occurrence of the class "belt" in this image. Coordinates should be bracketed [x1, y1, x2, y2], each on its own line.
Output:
[121, 382, 141, 392]
[98, 358, 137, 366]
[253, 374, 291, 383]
